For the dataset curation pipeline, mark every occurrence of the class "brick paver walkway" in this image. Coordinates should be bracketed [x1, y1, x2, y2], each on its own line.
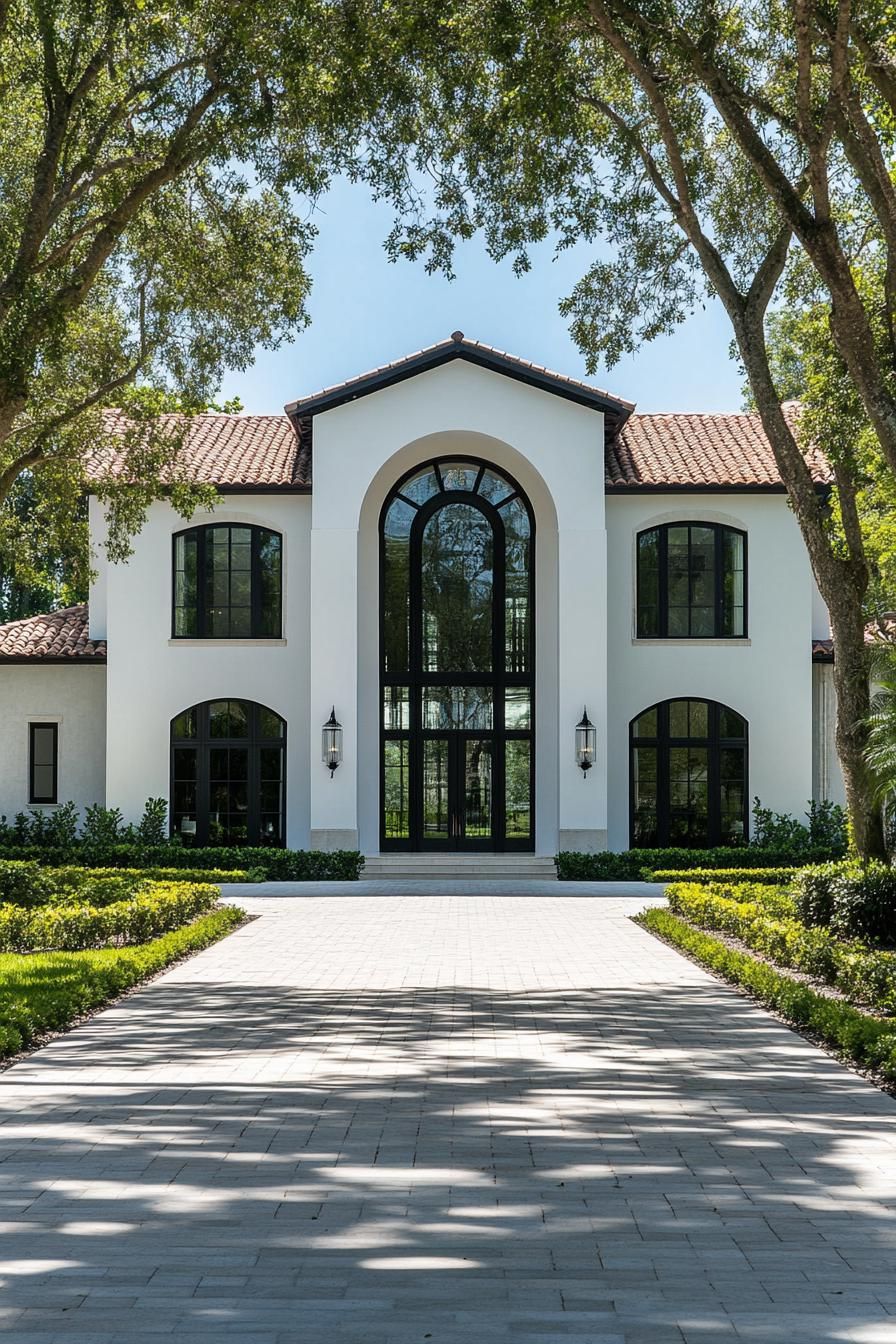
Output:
[2, 892, 896, 1343]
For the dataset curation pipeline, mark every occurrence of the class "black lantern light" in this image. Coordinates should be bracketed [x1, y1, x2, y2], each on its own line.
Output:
[575, 707, 596, 776]
[322, 707, 343, 777]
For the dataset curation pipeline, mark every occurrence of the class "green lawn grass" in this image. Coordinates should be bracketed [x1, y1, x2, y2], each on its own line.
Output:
[0, 905, 243, 1061]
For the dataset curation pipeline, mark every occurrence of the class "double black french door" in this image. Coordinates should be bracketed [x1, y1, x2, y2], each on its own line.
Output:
[421, 734, 494, 850]
[380, 458, 535, 853]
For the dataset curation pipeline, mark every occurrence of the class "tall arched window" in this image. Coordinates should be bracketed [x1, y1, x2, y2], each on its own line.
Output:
[630, 698, 747, 847]
[170, 699, 286, 847]
[173, 524, 282, 638]
[381, 459, 534, 851]
[637, 522, 746, 638]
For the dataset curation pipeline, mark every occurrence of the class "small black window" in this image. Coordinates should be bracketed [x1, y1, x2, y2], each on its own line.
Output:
[173, 525, 282, 638]
[29, 723, 58, 803]
[637, 523, 746, 638]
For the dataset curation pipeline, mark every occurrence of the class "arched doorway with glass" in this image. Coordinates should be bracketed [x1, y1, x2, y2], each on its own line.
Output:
[380, 458, 534, 851]
[170, 699, 286, 847]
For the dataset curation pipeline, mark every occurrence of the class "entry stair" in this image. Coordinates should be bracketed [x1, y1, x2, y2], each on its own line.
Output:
[361, 854, 557, 882]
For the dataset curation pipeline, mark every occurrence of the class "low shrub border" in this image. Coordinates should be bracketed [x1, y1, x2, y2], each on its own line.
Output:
[0, 883, 221, 952]
[639, 908, 896, 1084]
[0, 906, 244, 1060]
[0, 846, 363, 881]
[0, 861, 256, 908]
[555, 848, 833, 881]
[665, 882, 896, 1016]
[648, 867, 797, 886]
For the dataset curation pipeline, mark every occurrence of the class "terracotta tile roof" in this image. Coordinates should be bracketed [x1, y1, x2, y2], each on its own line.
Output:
[608, 411, 832, 490]
[0, 604, 106, 662]
[812, 619, 896, 663]
[812, 638, 834, 663]
[90, 410, 310, 490]
[284, 332, 636, 420]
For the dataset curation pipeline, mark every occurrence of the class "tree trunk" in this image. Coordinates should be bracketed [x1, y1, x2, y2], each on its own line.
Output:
[734, 319, 886, 858]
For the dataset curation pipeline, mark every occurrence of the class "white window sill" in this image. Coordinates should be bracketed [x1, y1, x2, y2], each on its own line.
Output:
[632, 638, 751, 647]
[167, 638, 287, 647]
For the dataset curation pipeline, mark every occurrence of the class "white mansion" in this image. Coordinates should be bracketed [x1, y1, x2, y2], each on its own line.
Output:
[0, 334, 844, 855]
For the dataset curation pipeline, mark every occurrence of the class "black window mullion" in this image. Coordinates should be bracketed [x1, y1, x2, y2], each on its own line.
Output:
[714, 526, 723, 638]
[250, 530, 261, 638]
[198, 528, 208, 638]
[659, 527, 668, 638]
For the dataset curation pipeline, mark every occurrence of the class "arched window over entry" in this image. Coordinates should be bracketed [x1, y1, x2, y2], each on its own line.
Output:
[630, 698, 747, 848]
[170, 699, 286, 847]
[381, 459, 534, 851]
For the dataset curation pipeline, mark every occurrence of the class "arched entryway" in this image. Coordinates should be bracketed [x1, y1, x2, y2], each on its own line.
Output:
[380, 458, 534, 851]
[170, 699, 286, 846]
[630, 698, 748, 847]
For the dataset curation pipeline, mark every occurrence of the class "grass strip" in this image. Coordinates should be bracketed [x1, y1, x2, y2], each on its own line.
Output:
[639, 907, 896, 1084]
[0, 905, 244, 1061]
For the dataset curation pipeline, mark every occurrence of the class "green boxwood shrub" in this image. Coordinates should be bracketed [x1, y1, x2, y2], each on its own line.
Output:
[666, 881, 896, 1014]
[0, 882, 220, 952]
[648, 867, 797, 886]
[0, 862, 255, 908]
[0, 906, 243, 1059]
[555, 848, 830, 882]
[0, 845, 364, 881]
[793, 860, 896, 944]
[640, 908, 896, 1082]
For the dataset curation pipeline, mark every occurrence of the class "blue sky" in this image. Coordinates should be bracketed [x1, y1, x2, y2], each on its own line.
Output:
[219, 177, 746, 416]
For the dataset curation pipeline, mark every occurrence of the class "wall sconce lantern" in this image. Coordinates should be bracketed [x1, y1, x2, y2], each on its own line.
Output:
[575, 708, 596, 776]
[322, 707, 343, 777]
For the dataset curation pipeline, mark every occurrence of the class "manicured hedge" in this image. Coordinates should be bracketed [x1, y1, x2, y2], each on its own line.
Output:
[640, 907, 896, 1082]
[0, 860, 254, 908]
[0, 883, 221, 952]
[0, 845, 363, 881]
[666, 882, 896, 1015]
[0, 906, 243, 1059]
[793, 861, 896, 943]
[648, 867, 797, 886]
[555, 848, 832, 881]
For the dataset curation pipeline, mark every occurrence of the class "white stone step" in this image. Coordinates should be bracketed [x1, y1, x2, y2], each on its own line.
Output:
[361, 854, 557, 881]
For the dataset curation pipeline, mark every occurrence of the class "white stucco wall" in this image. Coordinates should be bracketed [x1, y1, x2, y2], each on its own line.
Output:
[0, 665, 106, 821]
[102, 494, 312, 845]
[309, 359, 609, 855]
[812, 662, 847, 807]
[605, 494, 816, 849]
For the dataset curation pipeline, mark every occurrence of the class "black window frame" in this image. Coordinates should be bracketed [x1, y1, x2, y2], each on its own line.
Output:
[629, 698, 748, 848]
[29, 722, 59, 804]
[172, 523, 283, 639]
[636, 521, 747, 639]
[379, 457, 535, 853]
[170, 699, 286, 847]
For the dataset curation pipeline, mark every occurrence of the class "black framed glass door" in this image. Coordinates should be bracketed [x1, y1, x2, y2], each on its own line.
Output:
[380, 458, 534, 852]
[422, 735, 494, 850]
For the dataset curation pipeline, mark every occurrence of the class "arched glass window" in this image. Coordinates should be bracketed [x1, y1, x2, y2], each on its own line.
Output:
[173, 524, 282, 638]
[631, 699, 747, 848]
[381, 459, 534, 851]
[637, 523, 746, 638]
[171, 699, 286, 847]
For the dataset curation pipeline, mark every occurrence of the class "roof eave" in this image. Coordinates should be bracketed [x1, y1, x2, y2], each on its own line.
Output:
[285, 341, 634, 427]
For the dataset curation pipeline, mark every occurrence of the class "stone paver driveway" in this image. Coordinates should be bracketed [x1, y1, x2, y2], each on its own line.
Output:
[2, 891, 896, 1344]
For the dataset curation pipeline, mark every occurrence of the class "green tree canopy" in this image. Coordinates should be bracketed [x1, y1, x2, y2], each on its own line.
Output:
[0, 0, 436, 567]
[378, 0, 896, 855]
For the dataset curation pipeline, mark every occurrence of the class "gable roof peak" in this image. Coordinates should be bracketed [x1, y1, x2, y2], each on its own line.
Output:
[284, 333, 635, 429]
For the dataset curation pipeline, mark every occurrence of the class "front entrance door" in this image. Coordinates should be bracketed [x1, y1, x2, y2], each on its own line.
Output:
[422, 735, 494, 850]
[380, 458, 535, 853]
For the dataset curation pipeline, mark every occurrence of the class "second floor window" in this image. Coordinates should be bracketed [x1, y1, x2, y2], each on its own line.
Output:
[173, 524, 282, 638]
[637, 522, 746, 639]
